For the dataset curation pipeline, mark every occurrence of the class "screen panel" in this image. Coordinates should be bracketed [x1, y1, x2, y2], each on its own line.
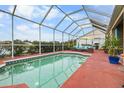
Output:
[77, 19, 91, 25]
[69, 10, 87, 21]
[42, 6, 65, 28]
[58, 5, 82, 14]
[41, 26, 53, 53]
[15, 5, 51, 23]
[65, 23, 77, 33]
[0, 5, 14, 13]
[84, 5, 115, 17]
[71, 27, 81, 35]
[55, 31, 62, 51]
[56, 17, 73, 31]
[87, 11, 110, 25]
[0, 12, 12, 58]
[14, 16, 39, 56]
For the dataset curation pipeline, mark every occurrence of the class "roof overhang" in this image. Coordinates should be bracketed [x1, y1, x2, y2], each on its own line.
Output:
[107, 5, 124, 34]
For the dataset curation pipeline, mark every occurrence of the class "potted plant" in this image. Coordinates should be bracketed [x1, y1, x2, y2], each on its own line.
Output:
[108, 36, 120, 64]
[103, 35, 111, 53]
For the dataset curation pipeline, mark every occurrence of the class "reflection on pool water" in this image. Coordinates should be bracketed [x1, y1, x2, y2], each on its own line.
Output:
[0, 53, 89, 88]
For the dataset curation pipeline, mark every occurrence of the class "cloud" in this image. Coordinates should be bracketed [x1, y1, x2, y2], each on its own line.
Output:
[0, 12, 4, 19]
[14, 5, 50, 20]
[16, 25, 29, 32]
[46, 8, 61, 20]
[70, 13, 85, 20]
[15, 24, 60, 41]
[15, 24, 39, 41]
[14, 6, 65, 21]
[8, 5, 14, 13]
[80, 24, 92, 28]
[41, 31, 53, 41]
[43, 22, 54, 27]
[32, 24, 39, 29]
[15, 6, 36, 19]
[0, 24, 4, 27]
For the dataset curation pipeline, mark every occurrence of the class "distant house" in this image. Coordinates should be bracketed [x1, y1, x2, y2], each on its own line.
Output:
[76, 29, 105, 49]
[24, 42, 33, 46]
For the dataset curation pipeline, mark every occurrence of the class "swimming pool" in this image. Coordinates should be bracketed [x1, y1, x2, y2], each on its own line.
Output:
[0, 53, 89, 88]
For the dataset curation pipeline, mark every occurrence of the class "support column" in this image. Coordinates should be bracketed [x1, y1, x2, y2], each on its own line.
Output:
[92, 28, 95, 46]
[72, 36, 74, 47]
[76, 39, 78, 47]
[86, 38, 87, 45]
[62, 32, 64, 51]
[39, 25, 41, 54]
[68, 34, 70, 50]
[12, 15, 14, 58]
[122, 8, 124, 53]
[92, 39, 93, 46]
[99, 38, 101, 48]
[53, 30, 55, 52]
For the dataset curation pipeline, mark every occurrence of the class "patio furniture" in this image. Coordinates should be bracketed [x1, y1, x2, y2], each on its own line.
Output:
[73, 45, 94, 53]
[0, 48, 6, 58]
[119, 54, 124, 65]
[87, 48, 94, 53]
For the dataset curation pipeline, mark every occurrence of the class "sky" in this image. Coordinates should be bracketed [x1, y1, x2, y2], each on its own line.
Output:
[0, 5, 115, 42]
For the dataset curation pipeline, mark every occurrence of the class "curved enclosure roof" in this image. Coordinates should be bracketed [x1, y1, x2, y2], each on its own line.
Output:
[0, 5, 115, 39]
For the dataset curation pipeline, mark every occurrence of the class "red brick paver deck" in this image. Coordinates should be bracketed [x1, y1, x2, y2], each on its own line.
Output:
[0, 83, 28, 88]
[61, 50, 124, 88]
[0, 61, 4, 65]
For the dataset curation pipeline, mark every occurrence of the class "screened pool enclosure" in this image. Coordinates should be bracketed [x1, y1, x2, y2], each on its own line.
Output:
[0, 5, 115, 58]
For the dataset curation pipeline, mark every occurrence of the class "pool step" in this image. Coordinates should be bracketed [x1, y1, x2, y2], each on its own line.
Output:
[0, 64, 5, 68]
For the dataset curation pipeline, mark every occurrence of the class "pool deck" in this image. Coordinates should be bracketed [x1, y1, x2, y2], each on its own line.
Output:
[0, 50, 124, 88]
[0, 83, 29, 88]
[61, 50, 124, 88]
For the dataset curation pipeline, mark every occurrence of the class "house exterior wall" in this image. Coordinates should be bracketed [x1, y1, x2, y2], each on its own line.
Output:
[123, 12, 124, 53]
[107, 6, 124, 52]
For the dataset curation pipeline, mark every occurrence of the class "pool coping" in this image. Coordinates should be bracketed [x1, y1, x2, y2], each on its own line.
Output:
[0, 51, 91, 69]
